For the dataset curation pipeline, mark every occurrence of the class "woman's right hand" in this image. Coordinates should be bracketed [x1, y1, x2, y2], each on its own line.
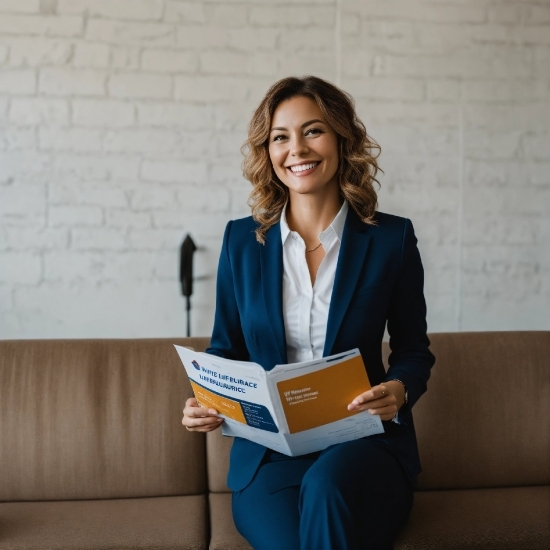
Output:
[182, 397, 224, 432]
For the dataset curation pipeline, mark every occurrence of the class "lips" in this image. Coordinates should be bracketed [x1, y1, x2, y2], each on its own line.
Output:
[287, 161, 321, 174]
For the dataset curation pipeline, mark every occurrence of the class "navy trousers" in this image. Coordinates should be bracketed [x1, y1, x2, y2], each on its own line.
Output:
[232, 438, 414, 550]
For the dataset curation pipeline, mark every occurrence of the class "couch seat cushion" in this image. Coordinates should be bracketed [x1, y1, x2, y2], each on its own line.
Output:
[208, 493, 251, 550]
[0, 495, 208, 550]
[395, 485, 550, 550]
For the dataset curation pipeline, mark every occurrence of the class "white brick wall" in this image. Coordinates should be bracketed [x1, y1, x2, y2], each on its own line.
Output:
[0, 0, 549, 339]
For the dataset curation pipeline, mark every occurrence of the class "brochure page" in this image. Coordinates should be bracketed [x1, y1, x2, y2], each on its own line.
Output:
[175, 346, 384, 456]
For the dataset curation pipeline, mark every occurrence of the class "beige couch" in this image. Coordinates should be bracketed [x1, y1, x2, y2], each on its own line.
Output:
[0, 332, 549, 549]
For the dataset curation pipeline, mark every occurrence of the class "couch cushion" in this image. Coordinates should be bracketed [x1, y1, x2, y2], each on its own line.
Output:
[208, 493, 252, 550]
[395, 485, 550, 550]
[207, 430, 233, 493]
[0, 495, 208, 550]
[383, 331, 550, 489]
[0, 338, 210, 501]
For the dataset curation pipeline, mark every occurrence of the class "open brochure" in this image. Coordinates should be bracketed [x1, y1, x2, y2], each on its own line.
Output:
[175, 346, 385, 456]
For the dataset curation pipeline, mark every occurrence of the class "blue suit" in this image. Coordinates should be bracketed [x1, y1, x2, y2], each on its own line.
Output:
[206, 207, 434, 549]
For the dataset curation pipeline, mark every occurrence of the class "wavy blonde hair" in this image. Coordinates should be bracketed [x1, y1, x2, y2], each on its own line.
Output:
[242, 76, 382, 244]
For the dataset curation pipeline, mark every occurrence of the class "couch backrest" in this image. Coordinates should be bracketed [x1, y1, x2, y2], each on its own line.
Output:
[391, 331, 550, 490]
[0, 337, 210, 502]
[206, 332, 550, 493]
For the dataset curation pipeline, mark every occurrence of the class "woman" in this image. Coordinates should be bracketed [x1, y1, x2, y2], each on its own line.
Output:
[182, 76, 435, 550]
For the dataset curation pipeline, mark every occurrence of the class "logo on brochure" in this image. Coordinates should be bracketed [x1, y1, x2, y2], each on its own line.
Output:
[192, 360, 201, 371]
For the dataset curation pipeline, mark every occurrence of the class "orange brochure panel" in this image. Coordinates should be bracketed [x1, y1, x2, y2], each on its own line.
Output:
[190, 380, 246, 424]
[276, 355, 371, 434]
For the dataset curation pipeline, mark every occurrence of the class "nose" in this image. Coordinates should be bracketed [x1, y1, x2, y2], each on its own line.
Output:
[290, 134, 309, 157]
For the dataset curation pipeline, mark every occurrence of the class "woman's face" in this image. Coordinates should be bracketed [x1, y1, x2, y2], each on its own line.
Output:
[268, 95, 339, 199]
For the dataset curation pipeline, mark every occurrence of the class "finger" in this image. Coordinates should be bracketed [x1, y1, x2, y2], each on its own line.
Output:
[184, 415, 224, 430]
[349, 385, 389, 408]
[367, 405, 396, 417]
[184, 403, 219, 418]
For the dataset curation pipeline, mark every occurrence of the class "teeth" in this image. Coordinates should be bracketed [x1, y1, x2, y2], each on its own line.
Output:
[290, 162, 317, 173]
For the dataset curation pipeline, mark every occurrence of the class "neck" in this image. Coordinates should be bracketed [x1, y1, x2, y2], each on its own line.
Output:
[285, 186, 343, 245]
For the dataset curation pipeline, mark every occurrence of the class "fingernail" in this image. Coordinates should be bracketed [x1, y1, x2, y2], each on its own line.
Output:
[209, 409, 218, 415]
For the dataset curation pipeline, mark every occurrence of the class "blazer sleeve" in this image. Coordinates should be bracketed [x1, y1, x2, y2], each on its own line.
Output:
[384, 218, 435, 423]
[205, 221, 249, 361]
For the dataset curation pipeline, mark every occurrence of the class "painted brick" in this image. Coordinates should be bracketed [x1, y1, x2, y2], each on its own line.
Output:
[38, 127, 103, 152]
[285, 6, 335, 27]
[1, 127, 37, 150]
[53, 154, 140, 180]
[86, 19, 175, 46]
[71, 227, 127, 250]
[39, 68, 107, 96]
[108, 72, 172, 99]
[130, 186, 179, 210]
[0, 69, 36, 94]
[0, 97, 9, 122]
[8, 37, 72, 66]
[176, 184, 230, 212]
[0, 151, 52, 184]
[176, 26, 230, 49]
[3, 227, 69, 250]
[126, 228, 187, 250]
[200, 51, 248, 75]
[175, 75, 247, 102]
[164, 1, 206, 24]
[50, 180, 129, 208]
[488, 5, 522, 24]
[72, 99, 135, 127]
[141, 49, 198, 73]
[105, 209, 151, 228]
[249, 6, 284, 27]
[228, 28, 278, 51]
[141, 159, 208, 183]
[0, 0, 40, 13]
[522, 133, 550, 160]
[343, 77, 425, 102]
[0, 182, 46, 224]
[57, 0, 164, 21]
[0, 44, 7, 63]
[208, 4, 248, 27]
[49, 205, 103, 227]
[462, 80, 549, 103]
[0, 15, 83, 37]
[524, 6, 550, 26]
[110, 46, 140, 69]
[0, 252, 41, 284]
[103, 128, 187, 154]
[345, 1, 486, 24]
[72, 43, 110, 68]
[136, 102, 213, 129]
[427, 79, 460, 102]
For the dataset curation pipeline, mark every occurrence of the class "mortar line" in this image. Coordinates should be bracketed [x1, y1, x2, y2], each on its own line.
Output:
[335, 0, 342, 86]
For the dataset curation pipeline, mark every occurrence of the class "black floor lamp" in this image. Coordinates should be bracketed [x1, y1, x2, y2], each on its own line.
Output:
[179, 234, 197, 337]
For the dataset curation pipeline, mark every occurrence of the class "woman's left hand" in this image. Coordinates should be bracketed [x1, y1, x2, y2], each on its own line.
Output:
[347, 381, 406, 421]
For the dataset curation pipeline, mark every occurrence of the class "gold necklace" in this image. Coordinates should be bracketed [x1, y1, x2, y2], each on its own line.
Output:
[306, 242, 323, 253]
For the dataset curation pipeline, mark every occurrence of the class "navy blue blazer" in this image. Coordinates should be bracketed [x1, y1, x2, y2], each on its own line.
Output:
[206, 207, 435, 492]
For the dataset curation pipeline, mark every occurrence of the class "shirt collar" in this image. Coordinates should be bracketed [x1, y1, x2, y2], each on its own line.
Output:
[280, 200, 349, 245]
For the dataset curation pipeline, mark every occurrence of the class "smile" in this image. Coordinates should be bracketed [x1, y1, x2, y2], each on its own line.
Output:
[287, 162, 320, 174]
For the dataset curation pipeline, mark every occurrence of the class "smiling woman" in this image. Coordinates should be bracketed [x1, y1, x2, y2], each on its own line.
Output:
[243, 76, 382, 245]
[181, 75, 434, 550]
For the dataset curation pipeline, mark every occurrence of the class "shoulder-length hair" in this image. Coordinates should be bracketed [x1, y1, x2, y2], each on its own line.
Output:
[242, 75, 382, 244]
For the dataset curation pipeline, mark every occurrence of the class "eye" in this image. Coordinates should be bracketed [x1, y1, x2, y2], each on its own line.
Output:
[305, 127, 323, 136]
[272, 134, 287, 142]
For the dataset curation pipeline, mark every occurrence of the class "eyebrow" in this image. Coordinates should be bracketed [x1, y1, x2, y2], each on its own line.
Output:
[270, 119, 326, 133]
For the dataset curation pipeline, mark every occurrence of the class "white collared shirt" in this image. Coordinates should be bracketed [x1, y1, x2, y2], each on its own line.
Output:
[280, 201, 349, 364]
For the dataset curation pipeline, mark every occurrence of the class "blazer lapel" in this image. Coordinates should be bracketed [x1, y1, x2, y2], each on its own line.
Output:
[323, 208, 372, 356]
[259, 222, 287, 366]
